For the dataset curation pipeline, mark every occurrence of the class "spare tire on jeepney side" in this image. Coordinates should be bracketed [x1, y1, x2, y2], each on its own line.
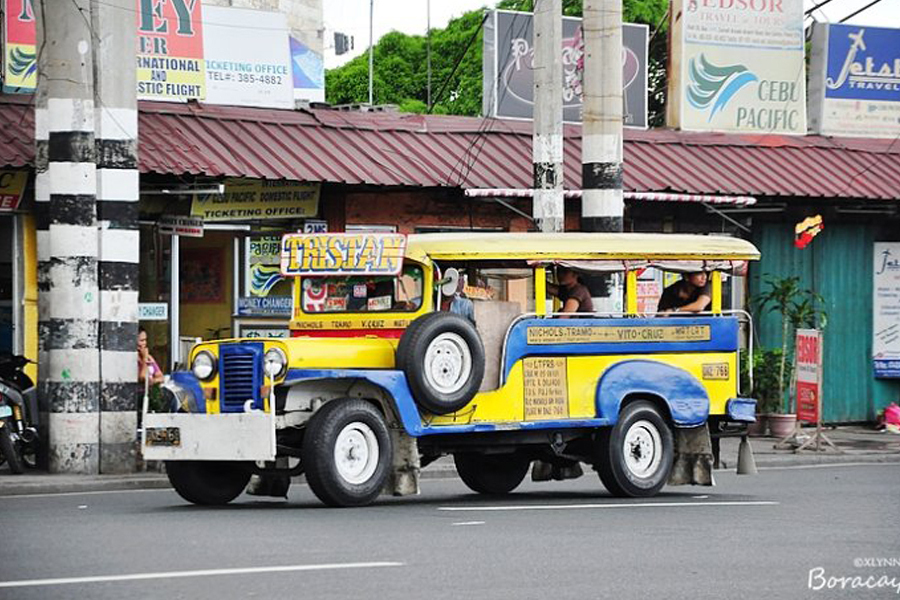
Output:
[396, 312, 485, 415]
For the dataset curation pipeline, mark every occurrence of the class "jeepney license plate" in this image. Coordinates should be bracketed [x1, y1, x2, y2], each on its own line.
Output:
[702, 363, 730, 380]
[145, 427, 181, 447]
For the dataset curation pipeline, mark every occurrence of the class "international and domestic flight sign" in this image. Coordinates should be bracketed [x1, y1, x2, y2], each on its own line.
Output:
[809, 23, 900, 138]
[136, 0, 206, 100]
[280, 233, 407, 277]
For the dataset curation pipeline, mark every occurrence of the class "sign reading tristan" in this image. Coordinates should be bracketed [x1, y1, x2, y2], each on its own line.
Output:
[280, 233, 407, 277]
[667, 0, 806, 134]
[136, 0, 206, 101]
[809, 23, 900, 138]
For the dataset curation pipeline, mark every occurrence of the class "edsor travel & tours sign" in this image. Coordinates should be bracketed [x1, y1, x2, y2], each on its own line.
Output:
[667, 0, 806, 134]
[809, 23, 900, 138]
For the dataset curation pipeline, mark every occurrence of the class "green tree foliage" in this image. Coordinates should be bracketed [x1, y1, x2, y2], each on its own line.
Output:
[325, 0, 669, 124]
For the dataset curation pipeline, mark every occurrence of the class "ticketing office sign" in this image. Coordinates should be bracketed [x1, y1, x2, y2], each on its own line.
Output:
[281, 233, 407, 277]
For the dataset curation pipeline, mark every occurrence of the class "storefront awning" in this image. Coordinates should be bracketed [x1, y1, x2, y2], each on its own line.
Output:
[464, 188, 757, 206]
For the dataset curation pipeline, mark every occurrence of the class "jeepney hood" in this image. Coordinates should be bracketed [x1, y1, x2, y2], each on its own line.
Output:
[284, 336, 398, 370]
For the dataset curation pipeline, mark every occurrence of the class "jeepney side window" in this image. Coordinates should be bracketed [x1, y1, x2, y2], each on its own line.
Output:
[300, 264, 424, 313]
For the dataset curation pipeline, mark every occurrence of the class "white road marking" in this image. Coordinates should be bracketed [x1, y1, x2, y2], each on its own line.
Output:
[0, 562, 405, 589]
[438, 500, 779, 512]
[452, 521, 486, 526]
[758, 462, 900, 471]
[0, 488, 173, 500]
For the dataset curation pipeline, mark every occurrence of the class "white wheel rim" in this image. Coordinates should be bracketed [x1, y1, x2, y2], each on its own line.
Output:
[423, 332, 472, 395]
[622, 419, 663, 479]
[333, 422, 379, 485]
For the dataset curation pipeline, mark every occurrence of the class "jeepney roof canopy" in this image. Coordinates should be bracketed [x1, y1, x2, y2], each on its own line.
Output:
[404, 232, 760, 263]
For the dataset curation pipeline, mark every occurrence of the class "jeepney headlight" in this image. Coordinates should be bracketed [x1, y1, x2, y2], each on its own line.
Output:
[191, 351, 217, 381]
[264, 347, 287, 379]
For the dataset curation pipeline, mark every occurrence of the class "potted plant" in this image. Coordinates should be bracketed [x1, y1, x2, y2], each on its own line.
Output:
[753, 276, 827, 437]
[741, 348, 783, 435]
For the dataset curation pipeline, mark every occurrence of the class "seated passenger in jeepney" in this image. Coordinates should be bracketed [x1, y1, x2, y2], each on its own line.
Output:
[657, 271, 711, 314]
[548, 267, 593, 316]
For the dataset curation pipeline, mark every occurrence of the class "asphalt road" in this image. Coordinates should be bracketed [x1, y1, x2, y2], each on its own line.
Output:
[0, 464, 898, 600]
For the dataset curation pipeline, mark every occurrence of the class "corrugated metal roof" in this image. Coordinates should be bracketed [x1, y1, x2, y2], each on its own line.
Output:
[2, 94, 900, 200]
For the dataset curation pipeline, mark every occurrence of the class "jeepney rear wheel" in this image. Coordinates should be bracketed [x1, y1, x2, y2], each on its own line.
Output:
[397, 313, 485, 415]
[302, 399, 392, 507]
[454, 452, 531, 495]
[595, 400, 674, 498]
[165, 461, 252, 506]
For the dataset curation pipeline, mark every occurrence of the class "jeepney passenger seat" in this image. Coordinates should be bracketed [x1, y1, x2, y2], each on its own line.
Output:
[474, 301, 521, 391]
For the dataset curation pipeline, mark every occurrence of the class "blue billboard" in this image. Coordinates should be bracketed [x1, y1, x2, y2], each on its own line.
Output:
[824, 24, 900, 102]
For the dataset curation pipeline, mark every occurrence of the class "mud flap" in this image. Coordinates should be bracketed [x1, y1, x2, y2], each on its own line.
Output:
[387, 428, 420, 496]
[668, 424, 714, 486]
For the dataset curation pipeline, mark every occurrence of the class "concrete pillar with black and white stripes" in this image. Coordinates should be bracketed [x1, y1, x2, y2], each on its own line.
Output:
[35, 0, 101, 473]
[581, 0, 624, 232]
[93, 0, 140, 473]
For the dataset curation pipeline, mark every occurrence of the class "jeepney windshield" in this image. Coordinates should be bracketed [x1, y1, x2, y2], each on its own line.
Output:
[300, 264, 424, 313]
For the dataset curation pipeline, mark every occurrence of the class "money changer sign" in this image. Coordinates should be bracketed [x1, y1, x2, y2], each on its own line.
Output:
[192, 178, 320, 222]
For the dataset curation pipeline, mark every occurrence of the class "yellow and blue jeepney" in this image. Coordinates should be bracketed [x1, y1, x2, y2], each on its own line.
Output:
[143, 231, 760, 507]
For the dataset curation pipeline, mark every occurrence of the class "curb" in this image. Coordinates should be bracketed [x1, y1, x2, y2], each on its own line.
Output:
[1, 454, 898, 497]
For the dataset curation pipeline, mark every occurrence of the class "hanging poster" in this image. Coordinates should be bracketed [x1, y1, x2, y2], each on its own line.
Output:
[136, 0, 206, 101]
[667, 0, 806, 134]
[873, 243, 900, 378]
[0, 170, 28, 211]
[2, 0, 36, 92]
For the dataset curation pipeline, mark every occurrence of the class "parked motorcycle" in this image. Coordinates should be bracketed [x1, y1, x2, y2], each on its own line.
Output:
[0, 353, 39, 473]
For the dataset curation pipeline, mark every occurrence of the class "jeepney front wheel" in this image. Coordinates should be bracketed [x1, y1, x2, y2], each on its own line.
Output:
[302, 399, 392, 507]
[595, 401, 674, 498]
[454, 452, 531, 495]
[165, 461, 252, 506]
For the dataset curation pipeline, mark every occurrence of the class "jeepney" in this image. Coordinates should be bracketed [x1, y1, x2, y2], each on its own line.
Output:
[143, 232, 760, 507]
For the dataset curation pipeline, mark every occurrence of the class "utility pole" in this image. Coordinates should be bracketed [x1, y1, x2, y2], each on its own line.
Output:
[35, 0, 101, 473]
[368, 0, 374, 105]
[533, 0, 564, 233]
[91, 0, 140, 473]
[426, 0, 432, 110]
[581, 0, 624, 232]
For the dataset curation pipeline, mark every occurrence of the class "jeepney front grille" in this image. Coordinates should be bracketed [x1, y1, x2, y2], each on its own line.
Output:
[219, 343, 263, 413]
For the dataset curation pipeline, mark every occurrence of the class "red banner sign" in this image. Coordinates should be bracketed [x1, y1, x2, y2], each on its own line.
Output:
[2, 0, 37, 92]
[136, 0, 206, 100]
[796, 329, 822, 423]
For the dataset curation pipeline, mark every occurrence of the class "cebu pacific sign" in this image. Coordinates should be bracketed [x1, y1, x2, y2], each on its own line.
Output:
[668, 0, 806, 134]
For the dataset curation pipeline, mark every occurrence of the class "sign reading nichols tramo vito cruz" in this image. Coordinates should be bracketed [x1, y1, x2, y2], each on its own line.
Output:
[809, 23, 900, 138]
[667, 0, 806, 134]
[136, 0, 206, 101]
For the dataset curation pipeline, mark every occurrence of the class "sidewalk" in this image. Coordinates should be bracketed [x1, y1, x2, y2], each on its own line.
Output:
[1, 425, 898, 497]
